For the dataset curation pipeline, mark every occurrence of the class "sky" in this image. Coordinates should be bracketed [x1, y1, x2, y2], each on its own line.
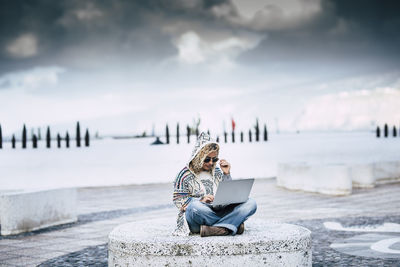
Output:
[0, 0, 399, 137]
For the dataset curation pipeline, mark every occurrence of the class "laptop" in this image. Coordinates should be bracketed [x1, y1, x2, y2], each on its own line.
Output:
[209, 178, 255, 208]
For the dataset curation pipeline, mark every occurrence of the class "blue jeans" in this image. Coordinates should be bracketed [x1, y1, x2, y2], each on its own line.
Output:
[185, 198, 257, 235]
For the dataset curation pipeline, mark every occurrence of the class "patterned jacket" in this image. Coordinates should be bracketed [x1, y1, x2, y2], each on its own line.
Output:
[172, 132, 231, 236]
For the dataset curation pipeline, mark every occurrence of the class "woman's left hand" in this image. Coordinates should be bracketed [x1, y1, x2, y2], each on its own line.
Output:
[219, 159, 231, 175]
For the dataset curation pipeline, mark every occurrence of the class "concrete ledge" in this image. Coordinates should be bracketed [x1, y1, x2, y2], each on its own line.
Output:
[347, 161, 400, 188]
[277, 163, 352, 196]
[0, 188, 77, 235]
[350, 163, 376, 188]
[374, 161, 400, 185]
[278, 161, 400, 194]
[108, 219, 312, 266]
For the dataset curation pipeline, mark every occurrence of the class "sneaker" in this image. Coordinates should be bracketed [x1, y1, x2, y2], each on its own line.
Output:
[200, 225, 229, 237]
[237, 223, 245, 235]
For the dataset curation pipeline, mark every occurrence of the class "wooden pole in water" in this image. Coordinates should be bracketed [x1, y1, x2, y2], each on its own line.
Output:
[166, 124, 170, 144]
[76, 122, 81, 147]
[22, 124, 27, 149]
[46, 126, 51, 148]
[32, 134, 38, 148]
[264, 124, 268, 142]
[12, 134, 16, 148]
[186, 125, 190, 144]
[0, 124, 2, 149]
[57, 133, 61, 148]
[85, 129, 90, 147]
[66, 132, 70, 148]
[176, 123, 180, 144]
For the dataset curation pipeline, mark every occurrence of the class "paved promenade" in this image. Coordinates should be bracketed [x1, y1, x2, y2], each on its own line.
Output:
[1, 179, 400, 266]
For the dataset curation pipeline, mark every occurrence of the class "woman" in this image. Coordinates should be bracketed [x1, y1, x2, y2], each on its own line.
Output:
[172, 132, 257, 237]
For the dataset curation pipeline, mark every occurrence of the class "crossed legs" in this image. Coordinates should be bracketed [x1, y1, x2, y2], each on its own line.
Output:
[185, 198, 257, 235]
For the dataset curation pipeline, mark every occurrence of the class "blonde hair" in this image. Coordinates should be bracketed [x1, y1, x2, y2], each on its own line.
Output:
[189, 143, 219, 174]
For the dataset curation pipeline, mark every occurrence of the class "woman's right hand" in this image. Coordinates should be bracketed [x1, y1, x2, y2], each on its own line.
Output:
[200, 195, 214, 203]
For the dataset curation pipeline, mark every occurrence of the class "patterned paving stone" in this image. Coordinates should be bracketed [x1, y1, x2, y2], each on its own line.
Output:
[38, 215, 400, 266]
[1, 255, 44, 267]
[0, 252, 20, 262]
[294, 215, 400, 266]
[38, 244, 108, 267]
[1, 179, 400, 266]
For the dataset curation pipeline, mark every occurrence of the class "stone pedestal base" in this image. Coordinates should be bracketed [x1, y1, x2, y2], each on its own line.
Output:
[108, 219, 312, 267]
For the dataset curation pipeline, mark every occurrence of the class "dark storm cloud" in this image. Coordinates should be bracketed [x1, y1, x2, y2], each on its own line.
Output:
[236, 0, 400, 76]
[0, 0, 228, 73]
[0, 0, 399, 76]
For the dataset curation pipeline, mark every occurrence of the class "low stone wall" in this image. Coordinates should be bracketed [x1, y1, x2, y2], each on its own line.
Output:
[350, 163, 376, 188]
[373, 161, 400, 185]
[108, 219, 312, 267]
[278, 161, 400, 195]
[0, 188, 77, 235]
[277, 163, 352, 196]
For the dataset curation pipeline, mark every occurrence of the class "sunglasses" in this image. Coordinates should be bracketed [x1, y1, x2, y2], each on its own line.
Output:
[204, 157, 219, 163]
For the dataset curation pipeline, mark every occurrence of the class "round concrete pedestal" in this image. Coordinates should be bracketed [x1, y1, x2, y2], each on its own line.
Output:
[108, 219, 312, 266]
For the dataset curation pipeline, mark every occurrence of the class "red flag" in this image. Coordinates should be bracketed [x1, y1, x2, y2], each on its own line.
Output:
[231, 118, 236, 132]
